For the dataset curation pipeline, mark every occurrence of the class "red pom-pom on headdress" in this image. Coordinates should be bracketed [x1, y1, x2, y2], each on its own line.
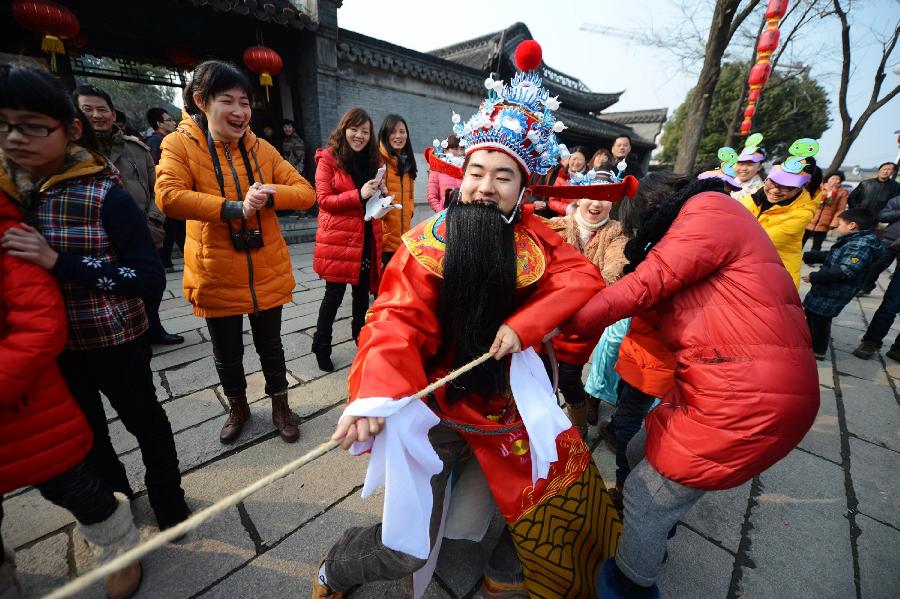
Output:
[514, 40, 543, 72]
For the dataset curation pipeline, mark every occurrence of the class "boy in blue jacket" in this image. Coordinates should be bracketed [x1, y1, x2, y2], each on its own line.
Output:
[802, 208, 884, 359]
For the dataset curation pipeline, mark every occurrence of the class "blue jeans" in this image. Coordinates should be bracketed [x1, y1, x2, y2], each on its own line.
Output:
[612, 382, 657, 486]
[862, 267, 900, 349]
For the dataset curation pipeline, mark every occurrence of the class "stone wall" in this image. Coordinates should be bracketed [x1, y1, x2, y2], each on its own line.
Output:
[335, 61, 483, 223]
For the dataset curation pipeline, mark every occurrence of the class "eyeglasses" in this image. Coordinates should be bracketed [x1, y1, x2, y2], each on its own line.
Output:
[0, 120, 62, 138]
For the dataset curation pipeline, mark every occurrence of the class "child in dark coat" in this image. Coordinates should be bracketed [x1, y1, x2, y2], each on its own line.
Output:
[802, 208, 884, 359]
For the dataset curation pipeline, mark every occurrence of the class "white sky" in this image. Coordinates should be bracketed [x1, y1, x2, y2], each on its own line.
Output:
[338, 0, 900, 169]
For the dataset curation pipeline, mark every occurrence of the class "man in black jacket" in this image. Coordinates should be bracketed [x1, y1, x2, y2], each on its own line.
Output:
[611, 135, 645, 179]
[859, 192, 900, 295]
[848, 162, 900, 214]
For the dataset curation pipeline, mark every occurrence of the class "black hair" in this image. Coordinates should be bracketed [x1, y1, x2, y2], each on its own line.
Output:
[0, 65, 97, 152]
[878, 162, 897, 171]
[183, 60, 254, 130]
[378, 114, 417, 180]
[803, 157, 823, 195]
[621, 172, 725, 271]
[147, 107, 169, 129]
[614, 134, 633, 145]
[838, 207, 876, 231]
[115, 109, 127, 123]
[826, 170, 846, 182]
[567, 145, 589, 174]
[282, 119, 295, 127]
[446, 133, 460, 149]
[73, 84, 114, 111]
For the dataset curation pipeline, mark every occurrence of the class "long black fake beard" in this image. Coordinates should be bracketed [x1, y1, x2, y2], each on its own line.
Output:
[438, 201, 517, 404]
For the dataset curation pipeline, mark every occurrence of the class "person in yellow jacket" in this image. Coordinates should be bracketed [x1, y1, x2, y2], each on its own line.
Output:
[377, 114, 416, 265]
[155, 61, 315, 445]
[740, 160, 819, 287]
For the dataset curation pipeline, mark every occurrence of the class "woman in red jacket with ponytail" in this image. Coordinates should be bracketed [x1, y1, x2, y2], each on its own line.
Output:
[566, 172, 819, 598]
[312, 108, 385, 372]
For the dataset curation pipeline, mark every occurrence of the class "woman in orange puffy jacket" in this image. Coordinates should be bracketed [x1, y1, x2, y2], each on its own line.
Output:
[156, 61, 315, 446]
[377, 114, 416, 265]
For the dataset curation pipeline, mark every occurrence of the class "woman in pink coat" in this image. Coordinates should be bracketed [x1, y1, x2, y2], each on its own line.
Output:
[425, 134, 462, 211]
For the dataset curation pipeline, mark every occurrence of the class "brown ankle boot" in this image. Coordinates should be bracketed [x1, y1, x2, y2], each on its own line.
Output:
[311, 560, 343, 598]
[219, 395, 250, 444]
[272, 392, 299, 443]
[105, 561, 142, 599]
[566, 402, 589, 439]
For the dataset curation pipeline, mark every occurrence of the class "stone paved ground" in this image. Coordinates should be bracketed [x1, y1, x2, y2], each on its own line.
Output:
[4, 242, 899, 598]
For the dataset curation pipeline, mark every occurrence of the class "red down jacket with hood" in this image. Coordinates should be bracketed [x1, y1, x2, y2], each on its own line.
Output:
[313, 148, 383, 287]
[570, 191, 820, 490]
[0, 192, 93, 494]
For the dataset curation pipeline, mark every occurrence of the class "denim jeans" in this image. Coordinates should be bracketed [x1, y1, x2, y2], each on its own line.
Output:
[0, 460, 118, 564]
[862, 267, 900, 350]
[206, 306, 288, 398]
[611, 382, 657, 485]
[615, 428, 705, 587]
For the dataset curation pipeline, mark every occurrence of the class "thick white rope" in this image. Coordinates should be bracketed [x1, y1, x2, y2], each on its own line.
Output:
[42, 351, 495, 599]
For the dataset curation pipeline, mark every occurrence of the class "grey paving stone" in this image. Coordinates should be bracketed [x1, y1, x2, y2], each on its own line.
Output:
[857, 514, 900, 599]
[657, 526, 733, 599]
[292, 286, 327, 306]
[199, 487, 384, 599]
[163, 313, 208, 335]
[281, 313, 318, 335]
[111, 388, 225, 455]
[740, 450, 855, 599]
[165, 356, 220, 397]
[243, 448, 368, 545]
[798, 387, 842, 464]
[681, 481, 750, 554]
[1, 489, 73, 549]
[818, 363, 834, 388]
[150, 341, 213, 371]
[149, 329, 204, 355]
[834, 349, 890, 383]
[287, 370, 351, 419]
[849, 438, 900, 530]
[831, 324, 867, 354]
[286, 340, 357, 383]
[73, 497, 254, 599]
[157, 303, 195, 320]
[159, 296, 188, 312]
[14, 532, 69, 599]
[838, 376, 900, 452]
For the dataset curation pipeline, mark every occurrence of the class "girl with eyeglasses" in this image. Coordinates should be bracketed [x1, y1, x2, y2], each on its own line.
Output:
[0, 64, 187, 596]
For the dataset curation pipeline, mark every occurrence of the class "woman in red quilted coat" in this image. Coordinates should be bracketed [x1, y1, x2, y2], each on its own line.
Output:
[0, 191, 141, 599]
[567, 173, 819, 598]
[312, 108, 384, 371]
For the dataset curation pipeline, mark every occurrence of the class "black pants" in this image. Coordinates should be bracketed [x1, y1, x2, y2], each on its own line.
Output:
[541, 355, 586, 406]
[160, 218, 186, 266]
[0, 460, 118, 564]
[381, 252, 395, 268]
[206, 306, 288, 398]
[58, 335, 185, 521]
[805, 309, 832, 355]
[611, 382, 657, 485]
[143, 289, 167, 338]
[802, 230, 828, 252]
[861, 245, 897, 293]
[313, 274, 371, 351]
[862, 266, 900, 349]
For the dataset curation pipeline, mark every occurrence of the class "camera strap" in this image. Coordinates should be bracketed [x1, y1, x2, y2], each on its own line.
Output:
[206, 130, 262, 239]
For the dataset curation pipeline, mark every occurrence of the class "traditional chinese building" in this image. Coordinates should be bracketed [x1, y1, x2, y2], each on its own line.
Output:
[2, 1, 666, 217]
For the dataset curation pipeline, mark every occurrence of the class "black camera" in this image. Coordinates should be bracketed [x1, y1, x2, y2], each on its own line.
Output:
[230, 226, 263, 250]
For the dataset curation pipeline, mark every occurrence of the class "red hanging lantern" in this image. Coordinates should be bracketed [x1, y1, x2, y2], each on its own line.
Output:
[11, 1, 80, 72]
[242, 45, 283, 102]
[165, 47, 200, 71]
[740, 0, 789, 135]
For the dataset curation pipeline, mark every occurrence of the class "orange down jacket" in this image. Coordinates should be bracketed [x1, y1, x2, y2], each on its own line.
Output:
[615, 311, 676, 399]
[155, 115, 316, 317]
[0, 192, 93, 494]
[379, 145, 415, 253]
[570, 191, 819, 490]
